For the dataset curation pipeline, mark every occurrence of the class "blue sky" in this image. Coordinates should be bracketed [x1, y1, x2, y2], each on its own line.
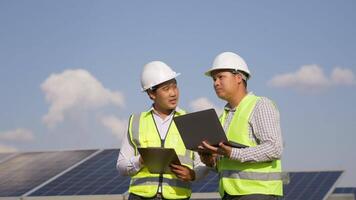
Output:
[0, 1, 355, 186]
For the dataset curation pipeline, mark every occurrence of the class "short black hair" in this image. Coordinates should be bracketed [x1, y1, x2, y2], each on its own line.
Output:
[148, 78, 177, 92]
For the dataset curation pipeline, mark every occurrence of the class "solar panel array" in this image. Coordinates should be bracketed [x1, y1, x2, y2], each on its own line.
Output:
[192, 171, 343, 200]
[0, 149, 347, 200]
[192, 170, 219, 193]
[30, 149, 130, 196]
[0, 150, 95, 197]
[282, 171, 342, 200]
[334, 187, 356, 196]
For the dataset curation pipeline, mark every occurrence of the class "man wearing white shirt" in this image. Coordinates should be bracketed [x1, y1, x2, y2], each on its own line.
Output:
[117, 61, 208, 200]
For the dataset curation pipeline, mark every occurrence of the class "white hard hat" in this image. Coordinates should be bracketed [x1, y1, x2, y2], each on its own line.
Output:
[141, 61, 180, 91]
[205, 52, 251, 79]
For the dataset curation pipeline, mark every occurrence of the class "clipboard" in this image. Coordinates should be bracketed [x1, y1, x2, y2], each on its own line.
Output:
[173, 108, 248, 151]
[137, 147, 181, 174]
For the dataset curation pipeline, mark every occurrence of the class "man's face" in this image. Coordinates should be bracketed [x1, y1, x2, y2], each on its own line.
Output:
[211, 70, 241, 101]
[148, 79, 179, 110]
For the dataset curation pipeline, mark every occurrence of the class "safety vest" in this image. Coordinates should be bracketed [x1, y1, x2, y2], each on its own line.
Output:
[218, 94, 283, 196]
[128, 109, 193, 199]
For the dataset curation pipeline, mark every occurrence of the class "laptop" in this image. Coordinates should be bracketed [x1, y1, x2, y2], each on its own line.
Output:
[137, 147, 181, 174]
[173, 108, 247, 151]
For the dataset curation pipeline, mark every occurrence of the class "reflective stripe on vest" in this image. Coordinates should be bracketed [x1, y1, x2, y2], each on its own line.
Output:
[130, 112, 193, 166]
[221, 170, 283, 181]
[131, 177, 191, 189]
[131, 113, 141, 147]
[218, 94, 283, 196]
[128, 111, 193, 199]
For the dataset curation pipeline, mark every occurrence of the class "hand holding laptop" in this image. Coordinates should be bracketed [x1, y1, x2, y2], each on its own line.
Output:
[173, 109, 248, 152]
[198, 140, 232, 157]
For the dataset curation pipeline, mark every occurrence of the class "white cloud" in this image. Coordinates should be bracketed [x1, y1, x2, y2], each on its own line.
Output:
[41, 69, 125, 128]
[331, 67, 356, 86]
[189, 97, 222, 115]
[0, 144, 18, 153]
[0, 128, 34, 142]
[100, 115, 127, 140]
[268, 65, 356, 92]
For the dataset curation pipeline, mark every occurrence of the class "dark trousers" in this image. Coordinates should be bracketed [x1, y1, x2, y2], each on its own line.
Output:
[222, 193, 279, 200]
[128, 193, 189, 200]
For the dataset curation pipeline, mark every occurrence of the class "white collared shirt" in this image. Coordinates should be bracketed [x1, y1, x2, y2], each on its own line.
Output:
[117, 107, 209, 180]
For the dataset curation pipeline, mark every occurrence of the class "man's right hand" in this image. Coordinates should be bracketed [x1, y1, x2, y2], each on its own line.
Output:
[198, 151, 217, 167]
[139, 156, 144, 165]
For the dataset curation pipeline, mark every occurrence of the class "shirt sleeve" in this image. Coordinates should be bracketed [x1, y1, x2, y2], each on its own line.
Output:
[192, 152, 211, 181]
[229, 97, 283, 162]
[116, 120, 143, 176]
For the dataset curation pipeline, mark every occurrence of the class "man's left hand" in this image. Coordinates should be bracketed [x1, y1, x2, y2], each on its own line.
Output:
[201, 141, 232, 158]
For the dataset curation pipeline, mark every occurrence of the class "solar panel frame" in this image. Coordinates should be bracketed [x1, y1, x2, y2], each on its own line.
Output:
[0, 146, 344, 200]
[334, 187, 356, 196]
[191, 170, 343, 200]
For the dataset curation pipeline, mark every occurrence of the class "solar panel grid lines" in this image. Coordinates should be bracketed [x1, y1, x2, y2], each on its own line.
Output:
[23, 149, 103, 197]
[334, 187, 356, 193]
[302, 172, 330, 200]
[0, 147, 346, 199]
[29, 149, 131, 196]
[281, 171, 343, 200]
[311, 171, 343, 200]
[295, 172, 324, 199]
[192, 171, 219, 193]
[0, 150, 96, 197]
[282, 172, 305, 199]
[72, 152, 116, 195]
[334, 187, 356, 197]
[29, 154, 102, 196]
[73, 150, 124, 195]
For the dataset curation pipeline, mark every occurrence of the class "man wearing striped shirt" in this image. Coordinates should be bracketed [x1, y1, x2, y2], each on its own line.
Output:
[199, 52, 283, 200]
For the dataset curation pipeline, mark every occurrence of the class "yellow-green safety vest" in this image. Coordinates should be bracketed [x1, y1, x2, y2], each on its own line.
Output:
[128, 109, 193, 199]
[218, 94, 283, 197]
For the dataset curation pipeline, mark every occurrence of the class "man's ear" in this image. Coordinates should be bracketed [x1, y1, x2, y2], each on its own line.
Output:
[147, 90, 156, 100]
[234, 73, 243, 84]
[235, 73, 247, 87]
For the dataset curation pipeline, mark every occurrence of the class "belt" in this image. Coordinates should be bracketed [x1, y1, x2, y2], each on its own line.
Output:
[223, 192, 278, 200]
[129, 192, 189, 200]
[128, 192, 164, 200]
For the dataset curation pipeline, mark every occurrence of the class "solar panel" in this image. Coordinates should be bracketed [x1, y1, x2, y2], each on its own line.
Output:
[0, 150, 96, 197]
[29, 149, 131, 196]
[1, 146, 343, 200]
[334, 187, 356, 196]
[192, 171, 219, 192]
[282, 171, 343, 200]
[191, 171, 343, 200]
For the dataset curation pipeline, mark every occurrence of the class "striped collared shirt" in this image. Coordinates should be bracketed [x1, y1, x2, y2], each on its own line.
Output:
[224, 94, 283, 162]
